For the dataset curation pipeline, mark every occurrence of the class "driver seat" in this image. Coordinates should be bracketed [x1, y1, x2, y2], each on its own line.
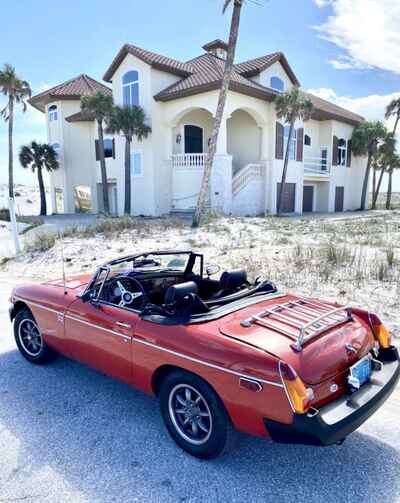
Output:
[209, 269, 248, 300]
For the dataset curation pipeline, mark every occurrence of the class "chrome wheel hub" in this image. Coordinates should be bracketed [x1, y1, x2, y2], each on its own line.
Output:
[168, 384, 212, 445]
[18, 319, 43, 357]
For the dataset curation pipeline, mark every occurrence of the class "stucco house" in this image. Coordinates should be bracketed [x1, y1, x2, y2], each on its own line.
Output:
[29, 39, 365, 216]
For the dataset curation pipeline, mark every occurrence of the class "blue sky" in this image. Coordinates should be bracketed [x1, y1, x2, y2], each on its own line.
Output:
[1, 0, 399, 187]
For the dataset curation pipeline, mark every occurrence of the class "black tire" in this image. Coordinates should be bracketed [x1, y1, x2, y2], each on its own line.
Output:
[159, 370, 228, 459]
[14, 308, 56, 364]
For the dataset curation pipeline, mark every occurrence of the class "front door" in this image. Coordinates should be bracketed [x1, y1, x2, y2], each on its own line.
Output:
[303, 186, 314, 213]
[65, 299, 137, 385]
[184, 125, 203, 153]
[335, 186, 344, 212]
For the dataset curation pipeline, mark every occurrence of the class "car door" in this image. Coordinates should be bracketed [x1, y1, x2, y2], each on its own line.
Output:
[64, 298, 138, 385]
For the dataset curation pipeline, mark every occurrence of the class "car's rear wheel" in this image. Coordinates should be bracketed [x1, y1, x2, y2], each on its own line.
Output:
[14, 308, 56, 364]
[159, 370, 228, 459]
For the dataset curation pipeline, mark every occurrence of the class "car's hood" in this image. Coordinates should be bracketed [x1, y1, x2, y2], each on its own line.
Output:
[44, 274, 92, 292]
[219, 294, 374, 385]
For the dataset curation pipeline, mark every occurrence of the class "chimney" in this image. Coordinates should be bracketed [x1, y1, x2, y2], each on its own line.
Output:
[202, 39, 228, 60]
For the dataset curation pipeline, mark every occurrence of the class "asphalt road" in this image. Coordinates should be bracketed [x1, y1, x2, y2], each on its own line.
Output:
[1, 274, 400, 503]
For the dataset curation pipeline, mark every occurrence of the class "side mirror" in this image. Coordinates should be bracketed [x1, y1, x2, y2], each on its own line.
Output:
[206, 264, 220, 277]
[79, 289, 94, 303]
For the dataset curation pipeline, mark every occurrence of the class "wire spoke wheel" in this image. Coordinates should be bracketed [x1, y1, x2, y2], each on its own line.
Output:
[168, 384, 213, 445]
[18, 319, 43, 357]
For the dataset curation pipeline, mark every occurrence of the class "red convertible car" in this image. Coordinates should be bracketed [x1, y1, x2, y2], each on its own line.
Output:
[9, 250, 400, 458]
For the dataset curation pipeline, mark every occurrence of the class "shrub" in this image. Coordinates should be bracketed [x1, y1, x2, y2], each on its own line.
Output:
[25, 233, 57, 253]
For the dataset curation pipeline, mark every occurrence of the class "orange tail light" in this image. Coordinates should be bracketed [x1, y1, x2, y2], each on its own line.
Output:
[368, 313, 392, 349]
[279, 361, 314, 414]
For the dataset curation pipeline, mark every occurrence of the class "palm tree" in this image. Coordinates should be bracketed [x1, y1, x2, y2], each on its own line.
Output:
[386, 154, 400, 209]
[371, 133, 395, 209]
[81, 92, 113, 214]
[19, 141, 59, 215]
[0, 64, 31, 198]
[274, 88, 313, 214]
[384, 97, 400, 208]
[351, 121, 387, 211]
[106, 105, 151, 215]
[192, 0, 243, 228]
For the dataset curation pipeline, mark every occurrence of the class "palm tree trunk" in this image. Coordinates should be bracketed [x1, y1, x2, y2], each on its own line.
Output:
[372, 167, 376, 200]
[192, 0, 242, 228]
[386, 169, 393, 209]
[37, 166, 47, 215]
[124, 137, 132, 215]
[97, 121, 110, 214]
[360, 153, 372, 210]
[8, 97, 14, 199]
[277, 119, 295, 215]
[372, 166, 385, 209]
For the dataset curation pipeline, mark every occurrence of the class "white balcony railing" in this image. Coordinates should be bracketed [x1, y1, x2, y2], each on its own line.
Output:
[172, 153, 208, 169]
[304, 156, 331, 175]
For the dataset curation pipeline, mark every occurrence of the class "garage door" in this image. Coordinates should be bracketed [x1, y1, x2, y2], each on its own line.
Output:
[277, 183, 296, 213]
[335, 186, 344, 212]
[302, 186, 314, 213]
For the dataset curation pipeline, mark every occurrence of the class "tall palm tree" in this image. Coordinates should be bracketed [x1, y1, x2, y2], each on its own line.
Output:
[81, 92, 113, 214]
[386, 154, 400, 209]
[351, 121, 387, 211]
[274, 88, 313, 214]
[384, 97, 400, 208]
[106, 105, 151, 215]
[192, 0, 243, 228]
[371, 133, 395, 209]
[0, 64, 31, 198]
[19, 141, 59, 215]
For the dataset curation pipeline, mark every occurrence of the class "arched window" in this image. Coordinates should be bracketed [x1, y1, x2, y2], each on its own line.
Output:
[122, 70, 139, 107]
[48, 105, 58, 121]
[270, 76, 284, 92]
[338, 138, 347, 166]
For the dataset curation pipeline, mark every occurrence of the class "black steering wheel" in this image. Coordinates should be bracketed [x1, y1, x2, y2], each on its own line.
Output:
[107, 276, 147, 310]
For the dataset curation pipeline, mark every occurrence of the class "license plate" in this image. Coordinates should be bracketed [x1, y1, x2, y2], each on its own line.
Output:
[348, 355, 372, 389]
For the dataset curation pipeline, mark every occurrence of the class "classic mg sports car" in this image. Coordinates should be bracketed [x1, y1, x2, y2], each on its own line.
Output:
[9, 251, 400, 459]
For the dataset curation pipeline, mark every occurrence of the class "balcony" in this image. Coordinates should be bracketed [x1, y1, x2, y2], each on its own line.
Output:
[172, 153, 208, 169]
[304, 155, 331, 176]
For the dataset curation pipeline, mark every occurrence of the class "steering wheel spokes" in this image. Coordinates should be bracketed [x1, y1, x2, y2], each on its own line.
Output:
[109, 277, 146, 310]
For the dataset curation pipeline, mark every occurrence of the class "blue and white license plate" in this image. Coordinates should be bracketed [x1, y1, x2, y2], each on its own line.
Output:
[349, 355, 372, 388]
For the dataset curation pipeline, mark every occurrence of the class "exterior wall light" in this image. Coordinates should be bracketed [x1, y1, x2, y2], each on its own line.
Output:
[176, 133, 182, 144]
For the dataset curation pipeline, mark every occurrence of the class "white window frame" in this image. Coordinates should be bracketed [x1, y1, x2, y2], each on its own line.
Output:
[270, 76, 285, 92]
[122, 70, 140, 107]
[48, 105, 58, 122]
[338, 138, 347, 167]
[131, 149, 143, 178]
[284, 126, 297, 161]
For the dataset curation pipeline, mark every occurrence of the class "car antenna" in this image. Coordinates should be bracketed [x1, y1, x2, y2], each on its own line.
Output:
[59, 232, 68, 295]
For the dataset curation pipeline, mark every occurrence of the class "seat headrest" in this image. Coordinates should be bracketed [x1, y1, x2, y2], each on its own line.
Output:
[220, 269, 247, 290]
[164, 281, 199, 305]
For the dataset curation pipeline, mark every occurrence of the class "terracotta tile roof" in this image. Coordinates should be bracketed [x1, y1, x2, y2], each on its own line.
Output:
[103, 44, 192, 82]
[202, 39, 228, 52]
[155, 53, 278, 102]
[29, 74, 112, 112]
[234, 52, 300, 86]
[305, 92, 364, 125]
[65, 110, 96, 122]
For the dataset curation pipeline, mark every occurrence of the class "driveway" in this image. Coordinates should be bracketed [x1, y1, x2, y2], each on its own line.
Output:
[0, 273, 400, 503]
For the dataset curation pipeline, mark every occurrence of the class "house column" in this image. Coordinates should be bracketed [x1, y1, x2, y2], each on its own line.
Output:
[211, 114, 232, 214]
[215, 114, 230, 154]
[259, 122, 270, 213]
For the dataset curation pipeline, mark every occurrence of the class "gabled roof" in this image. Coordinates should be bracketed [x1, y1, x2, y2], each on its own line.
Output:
[103, 44, 193, 82]
[29, 74, 112, 112]
[155, 53, 279, 102]
[234, 52, 300, 86]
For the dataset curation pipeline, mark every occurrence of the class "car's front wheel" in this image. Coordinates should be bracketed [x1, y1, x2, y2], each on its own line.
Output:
[14, 308, 56, 364]
[160, 370, 228, 459]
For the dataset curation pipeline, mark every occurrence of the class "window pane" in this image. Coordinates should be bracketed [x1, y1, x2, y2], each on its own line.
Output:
[103, 139, 113, 158]
[132, 152, 142, 175]
[271, 76, 284, 92]
[131, 83, 139, 106]
[122, 71, 139, 85]
[123, 86, 130, 106]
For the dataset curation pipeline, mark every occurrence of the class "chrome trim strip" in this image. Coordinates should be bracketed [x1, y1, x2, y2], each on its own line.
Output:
[14, 297, 60, 315]
[16, 297, 283, 388]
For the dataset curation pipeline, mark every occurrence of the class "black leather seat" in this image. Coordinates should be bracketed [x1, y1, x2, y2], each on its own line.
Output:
[164, 281, 199, 305]
[210, 269, 248, 299]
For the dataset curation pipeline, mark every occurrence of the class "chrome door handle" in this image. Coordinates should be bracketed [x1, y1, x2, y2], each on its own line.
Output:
[116, 322, 131, 329]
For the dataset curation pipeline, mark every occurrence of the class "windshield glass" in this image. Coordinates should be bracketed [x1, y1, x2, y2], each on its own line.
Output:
[132, 253, 190, 272]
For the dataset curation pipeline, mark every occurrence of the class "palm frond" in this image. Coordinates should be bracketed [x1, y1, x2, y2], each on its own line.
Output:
[222, 0, 232, 13]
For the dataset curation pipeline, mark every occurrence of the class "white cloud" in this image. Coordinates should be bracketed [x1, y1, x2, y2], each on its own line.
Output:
[314, 0, 400, 74]
[313, 0, 332, 7]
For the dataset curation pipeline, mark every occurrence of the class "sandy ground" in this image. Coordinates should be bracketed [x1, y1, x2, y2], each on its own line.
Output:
[2, 209, 400, 338]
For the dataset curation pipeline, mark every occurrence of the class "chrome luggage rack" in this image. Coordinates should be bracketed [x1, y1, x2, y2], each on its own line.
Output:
[240, 298, 353, 352]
